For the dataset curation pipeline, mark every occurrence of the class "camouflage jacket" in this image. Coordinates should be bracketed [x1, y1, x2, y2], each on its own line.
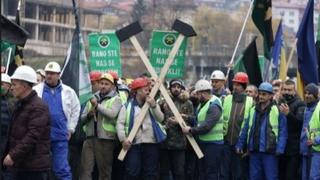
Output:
[159, 91, 194, 150]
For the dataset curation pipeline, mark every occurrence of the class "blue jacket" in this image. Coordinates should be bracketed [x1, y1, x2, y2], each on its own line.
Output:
[236, 103, 288, 154]
[300, 101, 319, 155]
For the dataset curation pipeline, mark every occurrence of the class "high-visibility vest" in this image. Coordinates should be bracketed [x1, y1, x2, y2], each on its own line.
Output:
[197, 96, 224, 142]
[119, 91, 128, 105]
[124, 102, 166, 137]
[83, 97, 117, 134]
[247, 105, 279, 144]
[222, 95, 253, 135]
[309, 102, 320, 152]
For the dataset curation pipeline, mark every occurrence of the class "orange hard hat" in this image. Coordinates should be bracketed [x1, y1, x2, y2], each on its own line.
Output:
[89, 71, 102, 81]
[129, 77, 149, 90]
[232, 72, 249, 84]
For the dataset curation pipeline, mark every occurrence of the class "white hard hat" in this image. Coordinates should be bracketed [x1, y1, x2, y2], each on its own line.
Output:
[36, 69, 46, 77]
[11, 65, 37, 84]
[1, 73, 11, 84]
[44, 61, 61, 73]
[210, 70, 225, 80]
[195, 79, 212, 92]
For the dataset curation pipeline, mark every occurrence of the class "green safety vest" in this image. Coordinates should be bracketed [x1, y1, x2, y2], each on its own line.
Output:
[309, 102, 320, 152]
[125, 102, 166, 136]
[119, 91, 128, 105]
[83, 97, 117, 134]
[247, 105, 279, 144]
[197, 96, 224, 142]
[222, 95, 253, 135]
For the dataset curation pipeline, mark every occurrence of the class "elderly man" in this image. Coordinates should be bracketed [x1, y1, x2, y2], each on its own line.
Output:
[3, 66, 51, 179]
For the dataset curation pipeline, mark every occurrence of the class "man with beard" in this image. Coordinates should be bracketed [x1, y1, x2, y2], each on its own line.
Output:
[236, 82, 287, 180]
[182, 79, 224, 180]
[222, 72, 253, 180]
[300, 83, 320, 180]
[159, 79, 194, 180]
[79, 73, 122, 180]
[117, 77, 165, 180]
[278, 80, 305, 180]
[246, 84, 258, 104]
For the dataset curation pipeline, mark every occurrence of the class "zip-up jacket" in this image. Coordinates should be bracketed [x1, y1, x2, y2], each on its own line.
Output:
[33, 81, 80, 134]
[236, 103, 288, 154]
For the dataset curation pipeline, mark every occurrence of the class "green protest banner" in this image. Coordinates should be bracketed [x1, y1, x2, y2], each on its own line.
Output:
[150, 30, 187, 78]
[88, 32, 122, 76]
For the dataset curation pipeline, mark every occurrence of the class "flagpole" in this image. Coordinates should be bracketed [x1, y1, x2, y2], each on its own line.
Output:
[286, 38, 298, 73]
[5, 48, 13, 74]
[225, 0, 254, 80]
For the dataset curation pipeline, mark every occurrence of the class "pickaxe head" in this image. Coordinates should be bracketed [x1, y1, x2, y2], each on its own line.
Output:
[172, 19, 197, 37]
[115, 21, 143, 42]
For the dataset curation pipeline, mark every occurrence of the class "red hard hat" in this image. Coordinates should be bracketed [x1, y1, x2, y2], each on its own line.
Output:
[89, 71, 102, 81]
[130, 77, 149, 90]
[107, 70, 119, 80]
[232, 72, 249, 84]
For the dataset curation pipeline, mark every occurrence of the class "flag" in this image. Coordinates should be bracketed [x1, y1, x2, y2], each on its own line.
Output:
[233, 37, 262, 87]
[60, 0, 92, 104]
[252, 0, 274, 59]
[296, 0, 318, 99]
[296, 0, 318, 88]
[8, 0, 24, 75]
[271, 20, 283, 78]
[279, 43, 287, 81]
[0, 15, 28, 46]
[316, 14, 320, 81]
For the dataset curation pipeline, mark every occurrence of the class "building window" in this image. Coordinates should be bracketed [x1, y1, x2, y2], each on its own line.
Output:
[39, 5, 53, 21]
[289, 11, 295, 16]
[56, 27, 69, 43]
[25, 23, 36, 39]
[289, 19, 294, 24]
[39, 25, 52, 41]
[25, 2, 36, 19]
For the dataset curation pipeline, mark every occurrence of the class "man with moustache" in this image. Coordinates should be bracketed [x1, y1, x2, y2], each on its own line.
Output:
[159, 79, 194, 180]
[278, 80, 305, 180]
[236, 82, 288, 180]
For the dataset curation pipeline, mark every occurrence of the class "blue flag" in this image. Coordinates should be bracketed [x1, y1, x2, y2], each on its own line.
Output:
[272, 20, 283, 77]
[296, 0, 318, 84]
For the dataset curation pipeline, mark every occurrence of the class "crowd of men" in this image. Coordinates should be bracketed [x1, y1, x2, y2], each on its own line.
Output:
[0, 62, 320, 180]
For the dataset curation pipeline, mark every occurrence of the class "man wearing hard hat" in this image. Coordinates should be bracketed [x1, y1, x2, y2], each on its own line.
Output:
[80, 73, 122, 180]
[1, 73, 15, 179]
[210, 70, 229, 98]
[33, 61, 80, 180]
[236, 82, 288, 180]
[182, 79, 224, 180]
[3, 66, 51, 179]
[117, 77, 166, 180]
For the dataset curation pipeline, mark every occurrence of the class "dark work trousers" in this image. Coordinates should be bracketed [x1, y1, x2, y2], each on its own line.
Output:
[12, 171, 49, 180]
[250, 152, 279, 180]
[198, 143, 224, 180]
[69, 142, 83, 180]
[221, 144, 249, 180]
[159, 149, 185, 180]
[112, 140, 124, 180]
[279, 155, 301, 180]
[124, 143, 159, 180]
[185, 146, 199, 180]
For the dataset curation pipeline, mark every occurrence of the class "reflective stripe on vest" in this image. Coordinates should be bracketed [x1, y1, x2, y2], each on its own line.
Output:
[197, 96, 223, 142]
[83, 97, 117, 134]
[247, 105, 279, 144]
[125, 102, 166, 136]
[119, 91, 128, 105]
[309, 102, 320, 152]
[222, 95, 253, 135]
